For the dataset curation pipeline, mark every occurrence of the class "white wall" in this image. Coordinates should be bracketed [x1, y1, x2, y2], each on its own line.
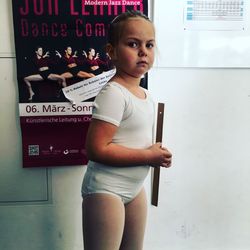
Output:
[145, 68, 250, 250]
[1, 1, 250, 250]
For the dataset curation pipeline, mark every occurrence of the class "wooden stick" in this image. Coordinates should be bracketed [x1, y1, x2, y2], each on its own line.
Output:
[151, 103, 165, 207]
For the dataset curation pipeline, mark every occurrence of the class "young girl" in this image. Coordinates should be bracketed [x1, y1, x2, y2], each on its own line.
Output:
[82, 48, 111, 75]
[81, 10, 172, 250]
[23, 46, 66, 101]
[56, 46, 95, 80]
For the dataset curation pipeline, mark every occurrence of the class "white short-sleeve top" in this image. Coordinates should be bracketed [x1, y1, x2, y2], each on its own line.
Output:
[87, 81, 155, 181]
[92, 81, 155, 149]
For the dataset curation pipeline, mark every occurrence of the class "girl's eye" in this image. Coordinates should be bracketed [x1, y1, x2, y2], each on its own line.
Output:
[146, 43, 154, 49]
[128, 42, 138, 48]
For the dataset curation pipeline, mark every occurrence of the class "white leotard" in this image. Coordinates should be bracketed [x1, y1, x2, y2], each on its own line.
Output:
[81, 81, 155, 204]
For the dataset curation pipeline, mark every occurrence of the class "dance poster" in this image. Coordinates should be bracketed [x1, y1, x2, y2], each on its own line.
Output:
[12, 0, 148, 167]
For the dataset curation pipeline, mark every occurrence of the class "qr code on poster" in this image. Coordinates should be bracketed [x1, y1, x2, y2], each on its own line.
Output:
[28, 145, 39, 156]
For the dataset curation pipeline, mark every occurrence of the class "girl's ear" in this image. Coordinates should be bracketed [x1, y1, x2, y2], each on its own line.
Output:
[106, 43, 116, 60]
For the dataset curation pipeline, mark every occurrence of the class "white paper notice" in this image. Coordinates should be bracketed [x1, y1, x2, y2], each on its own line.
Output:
[184, 0, 246, 30]
[62, 69, 116, 103]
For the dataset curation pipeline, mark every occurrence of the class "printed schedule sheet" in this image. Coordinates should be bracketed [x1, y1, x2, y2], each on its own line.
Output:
[184, 0, 246, 30]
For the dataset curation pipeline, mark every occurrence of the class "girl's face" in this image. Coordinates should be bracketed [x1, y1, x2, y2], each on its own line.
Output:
[111, 18, 155, 80]
[66, 47, 72, 55]
[90, 49, 95, 56]
[36, 47, 43, 56]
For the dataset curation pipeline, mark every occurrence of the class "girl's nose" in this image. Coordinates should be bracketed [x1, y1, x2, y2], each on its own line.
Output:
[138, 46, 147, 57]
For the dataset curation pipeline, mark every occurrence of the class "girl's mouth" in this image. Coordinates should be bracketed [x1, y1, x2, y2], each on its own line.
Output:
[137, 61, 148, 65]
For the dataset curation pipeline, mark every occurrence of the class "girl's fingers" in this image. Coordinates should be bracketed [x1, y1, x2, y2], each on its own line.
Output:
[162, 156, 172, 168]
[162, 162, 172, 168]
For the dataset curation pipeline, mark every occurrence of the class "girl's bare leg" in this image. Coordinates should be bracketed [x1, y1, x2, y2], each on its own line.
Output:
[48, 74, 67, 87]
[120, 188, 148, 250]
[23, 74, 43, 101]
[82, 194, 125, 250]
[60, 72, 73, 80]
[77, 71, 95, 79]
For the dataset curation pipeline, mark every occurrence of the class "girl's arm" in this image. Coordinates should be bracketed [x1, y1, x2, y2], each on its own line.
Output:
[55, 50, 62, 58]
[86, 119, 172, 168]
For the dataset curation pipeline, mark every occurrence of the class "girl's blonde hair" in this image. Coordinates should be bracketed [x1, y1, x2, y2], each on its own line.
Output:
[108, 10, 152, 46]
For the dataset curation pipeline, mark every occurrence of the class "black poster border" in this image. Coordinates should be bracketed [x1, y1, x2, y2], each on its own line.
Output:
[12, 0, 148, 168]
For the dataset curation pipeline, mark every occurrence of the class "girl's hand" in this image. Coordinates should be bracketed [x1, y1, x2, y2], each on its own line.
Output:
[44, 51, 50, 58]
[94, 53, 99, 60]
[82, 50, 87, 57]
[106, 53, 111, 59]
[147, 143, 172, 168]
[55, 50, 61, 58]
